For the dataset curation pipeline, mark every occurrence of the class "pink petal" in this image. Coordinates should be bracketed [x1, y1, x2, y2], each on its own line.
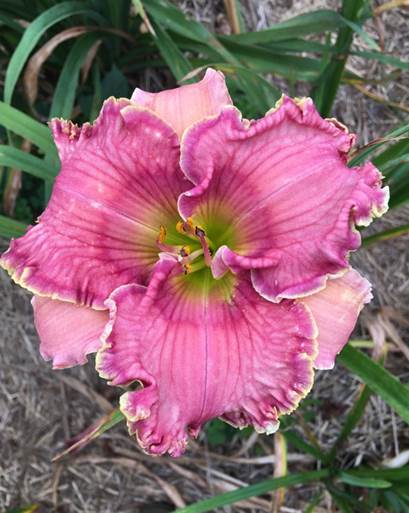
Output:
[179, 97, 388, 302]
[96, 256, 317, 457]
[1, 99, 187, 308]
[32, 295, 108, 369]
[131, 68, 232, 139]
[301, 268, 372, 370]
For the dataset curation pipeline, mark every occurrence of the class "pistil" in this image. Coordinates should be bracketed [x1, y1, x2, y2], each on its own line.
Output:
[195, 227, 213, 267]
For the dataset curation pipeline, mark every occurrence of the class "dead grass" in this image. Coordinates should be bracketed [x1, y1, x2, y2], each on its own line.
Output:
[1, 1, 409, 512]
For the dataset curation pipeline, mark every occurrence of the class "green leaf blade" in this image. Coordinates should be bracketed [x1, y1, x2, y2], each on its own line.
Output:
[338, 344, 409, 424]
[4, 1, 105, 104]
[0, 145, 58, 180]
[0, 101, 56, 157]
[0, 214, 27, 239]
[340, 472, 392, 489]
[50, 32, 102, 119]
[172, 470, 329, 513]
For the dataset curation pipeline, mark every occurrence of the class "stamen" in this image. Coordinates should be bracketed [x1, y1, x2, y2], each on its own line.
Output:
[179, 248, 203, 264]
[158, 225, 167, 243]
[156, 225, 180, 255]
[179, 246, 191, 258]
[183, 263, 192, 275]
[176, 218, 195, 236]
[171, 219, 215, 274]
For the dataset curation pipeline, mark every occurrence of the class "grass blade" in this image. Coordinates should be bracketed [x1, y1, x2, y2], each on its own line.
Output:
[281, 429, 325, 461]
[4, 506, 39, 513]
[0, 214, 27, 239]
[348, 123, 409, 166]
[312, 0, 367, 116]
[53, 409, 125, 461]
[220, 38, 322, 81]
[144, 0, 239, 65]
[340, 472, 392, 489]
[352, 49, 409, 71]
[363, 223, 409, 246]
[226, 10, 343, 44]
[327, 384, 372, 463]
[172, 470, 330, 513]
[4, 1, 105, 104]
[0, 101, 56, 157]
[338, 344, 409, 424]
[150, 20, 192, 81]
[0, 145, 58, 180]
[347, 466, 409, 481]
[23, 26, 90, 107]
[0, 12, 24, 32]
[50, 32, 102, 119]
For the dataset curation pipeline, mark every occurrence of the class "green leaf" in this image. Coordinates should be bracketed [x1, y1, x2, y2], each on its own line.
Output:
[348, 466, 409, 482]
[348, 122, 409, 167]
[0, 12, 24, 32]
[0, 145, 58, 180]
[144, 0, 219, 44]
[327, 383, 372, 462]
[338, 344, 409, 424]
[257, 38, 334, 55]
[302, 493, 323, 513]
[50, 32, 102, 119]
[0, 101, 56, 157]
[312, 0, 367, 116]
[340, 472, 392, 489]
[150, 19, 192, 81]
[383, 491, 408, 513]
[144, 0, 239, 65]
[101, 65, 130, 99]
[226, 65, 281, 115]
[0, 214, 27, 239]
[281, 428, 325, 461]
[326, 483, 357, 513]
[227, 9, 378, 49]
[220, 39, 322, 81]
[352, 50, 409, 72]
[4, 1, 105, 104]
[172, 470, 330, 513]
[341, 18, 379, 50]
[53, 409, 125, 461]
[226, 10, 344, 44]
[363, 223, 409, 246]
[4, 506, 39, 513]
[89, 63, 103, 122]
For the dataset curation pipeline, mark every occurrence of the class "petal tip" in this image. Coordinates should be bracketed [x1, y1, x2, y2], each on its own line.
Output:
[131, 67, 233, 138]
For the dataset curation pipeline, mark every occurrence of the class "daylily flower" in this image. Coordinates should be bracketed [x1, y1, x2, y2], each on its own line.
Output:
[1, 69, 388, 456]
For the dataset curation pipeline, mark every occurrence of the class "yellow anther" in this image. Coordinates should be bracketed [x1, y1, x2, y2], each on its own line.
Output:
[157, 225, 167, 243]
[180, 246, 191, 257]
[176, 221, 185, 234]
[176, 218, 195, 235]
[183, 263, 192, 275]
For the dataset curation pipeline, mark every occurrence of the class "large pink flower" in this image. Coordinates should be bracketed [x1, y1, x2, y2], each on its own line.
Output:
[1, 69, 388, 456]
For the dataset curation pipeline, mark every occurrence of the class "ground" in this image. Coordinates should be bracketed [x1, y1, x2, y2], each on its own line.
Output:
[1, 1, 409, 512]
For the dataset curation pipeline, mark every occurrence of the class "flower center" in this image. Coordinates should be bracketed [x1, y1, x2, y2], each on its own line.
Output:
[157, 218, 214, 275]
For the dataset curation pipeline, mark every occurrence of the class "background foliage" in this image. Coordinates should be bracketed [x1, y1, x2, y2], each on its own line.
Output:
[1, 0, 409, 512]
